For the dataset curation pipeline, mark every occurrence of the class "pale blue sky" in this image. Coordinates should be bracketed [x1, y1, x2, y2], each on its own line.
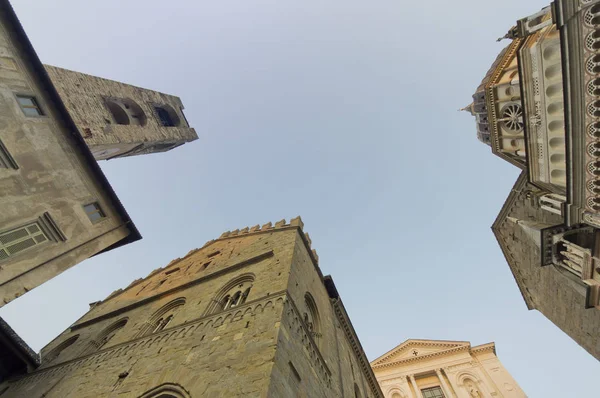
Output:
[2, 1, 598, 396]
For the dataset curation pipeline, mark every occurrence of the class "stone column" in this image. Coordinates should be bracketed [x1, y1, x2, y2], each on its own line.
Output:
[409, 375, 423, 398]
[405, 376, 416, 398]
[435, 369, 454, 398]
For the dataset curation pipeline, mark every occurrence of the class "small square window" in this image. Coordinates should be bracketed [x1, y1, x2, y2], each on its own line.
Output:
[83, 202, 105, 223]
[16, 95, 43, 117]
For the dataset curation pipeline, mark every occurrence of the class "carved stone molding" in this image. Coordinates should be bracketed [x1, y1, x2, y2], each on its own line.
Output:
[5, 292, 288, 391]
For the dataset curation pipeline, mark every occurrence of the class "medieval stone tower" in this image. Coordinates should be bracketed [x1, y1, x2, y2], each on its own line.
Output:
[0, 217, 382, 398]
[44, 66, 198, 161]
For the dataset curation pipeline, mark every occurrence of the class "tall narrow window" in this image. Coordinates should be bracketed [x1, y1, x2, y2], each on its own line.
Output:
[421, 386, 445, 398]
[83, 202, 105, 223]
[137, 298, 186, 337]
[0, 139, 18, 169]
[304, 293, 321, 346]
[288, 362, 301, 396]
[205, 274, 255, 315]
[354, 384, 362, 398]
[16, 95, 43, 116]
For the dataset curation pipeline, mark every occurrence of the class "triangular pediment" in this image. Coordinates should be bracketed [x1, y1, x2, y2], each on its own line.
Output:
[370, 339, 470, 367]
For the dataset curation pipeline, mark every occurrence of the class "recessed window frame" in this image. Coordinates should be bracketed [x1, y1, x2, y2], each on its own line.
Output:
[83, 202, 106, 224]
[0, 213, 66, 262]
[0, 139, 18, 169]
[421, 386, 445, 398]
[15, 94, 44, 117]
[152, 104, 180, 127]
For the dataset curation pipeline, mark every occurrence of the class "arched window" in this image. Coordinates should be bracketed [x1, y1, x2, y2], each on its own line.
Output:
[122, 99, 147, 126]
[154, 105, 180, 127]
[105, 98, 147, 126]
[106, 100, 130, 125]
[204, 274, 254, 315]
[84, 318, 128, 354]
[137, 298, 186, 337]
[43, 334, 79, 364]
[354, 383, 362, 398]
[304, 293, 321, 346]
[138, 383, 191, 398]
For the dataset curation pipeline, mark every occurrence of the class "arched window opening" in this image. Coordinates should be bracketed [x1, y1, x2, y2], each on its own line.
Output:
[122, 99, 147, 126]
[105, 99, 147, 126]
[106, 100, 130, 125]
[138, 383, 191, 398]
[137, 298, 186, 337]
[220, 285, 250, 311]
[43, 334, 79, 364]
[303, 293, 321, 346]
[354, 383, 362, 398]
[152, 314, 174, 333]
[154, 105, 180, 127]
[85, 318, 128, 354]
[204, 274, 255, 315]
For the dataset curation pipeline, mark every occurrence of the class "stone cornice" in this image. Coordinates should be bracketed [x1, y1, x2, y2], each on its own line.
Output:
[371, 345, 471, 370]
[371, 339, 470, 366]
[10, 291, 289, 383]
[471, 342, 496, 355]
[9, 291, 340, 392]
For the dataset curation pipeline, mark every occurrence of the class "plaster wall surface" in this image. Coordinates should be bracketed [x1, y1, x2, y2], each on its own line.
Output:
[0, 8, 132, 308]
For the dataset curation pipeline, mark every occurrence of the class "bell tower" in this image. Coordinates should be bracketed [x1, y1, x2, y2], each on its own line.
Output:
[44, 66, 198, 161]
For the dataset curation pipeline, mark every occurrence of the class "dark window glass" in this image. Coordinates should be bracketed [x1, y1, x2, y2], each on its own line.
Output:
[422, 387, 445, 398]
[84, 203, 105, 223]
[17, 95, 43, 116]
[155, 107, 175, 127]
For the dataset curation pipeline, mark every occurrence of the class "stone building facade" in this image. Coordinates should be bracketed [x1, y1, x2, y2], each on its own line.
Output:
[0, 217, 383, 398]
[371, 339, 525, 398]
[465, 0, 600, 360]
[0, 0, 198, 307]
[45, 66, 198, 161]
[0, 1, 140, 308]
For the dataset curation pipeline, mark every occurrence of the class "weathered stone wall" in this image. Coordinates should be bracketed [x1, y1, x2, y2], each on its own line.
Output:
[0, 10, 131, 307]
[45, 66, 197, 160]
[268, 229, 380, 397]
[494, 173, 600, 360]
[0, 219, 383, 397]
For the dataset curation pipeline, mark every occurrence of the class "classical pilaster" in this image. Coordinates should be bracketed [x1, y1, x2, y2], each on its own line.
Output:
[409, 375, 423, 398]
[435, 368, 454, 398]
[404, 376, 416, 398]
